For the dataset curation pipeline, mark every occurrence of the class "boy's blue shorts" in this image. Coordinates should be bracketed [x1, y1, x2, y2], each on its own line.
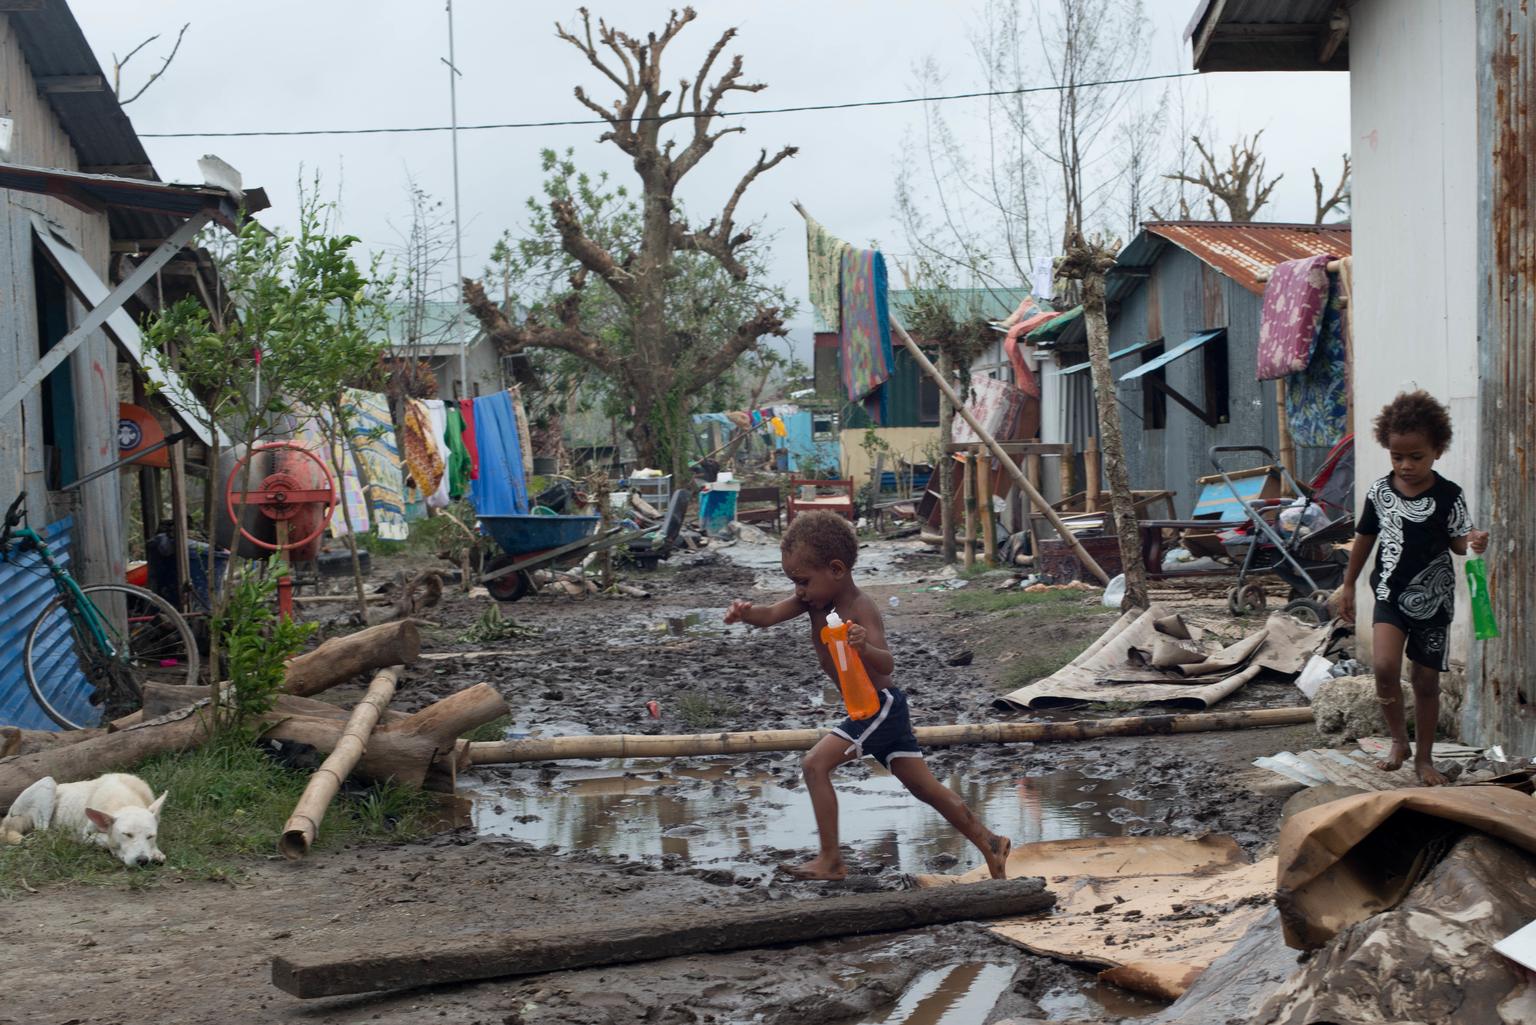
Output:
[830, 687, 924, 769]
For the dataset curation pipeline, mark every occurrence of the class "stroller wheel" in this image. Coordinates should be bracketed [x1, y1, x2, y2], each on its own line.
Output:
[1228, 583, 1267, 617]
[1282, 597, 1331, 627]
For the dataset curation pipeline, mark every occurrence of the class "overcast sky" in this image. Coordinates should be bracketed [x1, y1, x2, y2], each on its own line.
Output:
[72, 1, 1349, 361]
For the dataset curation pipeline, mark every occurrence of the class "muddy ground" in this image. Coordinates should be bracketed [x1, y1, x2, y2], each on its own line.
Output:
[3, 541, 1318, 1025]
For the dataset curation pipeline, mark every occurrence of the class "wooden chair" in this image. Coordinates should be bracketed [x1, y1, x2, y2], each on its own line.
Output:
[786, 479, 856, 524]
[735, 486, 783, 532]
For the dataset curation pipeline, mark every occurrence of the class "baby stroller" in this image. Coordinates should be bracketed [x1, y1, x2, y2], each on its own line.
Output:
[1211, 436, 1355, 623]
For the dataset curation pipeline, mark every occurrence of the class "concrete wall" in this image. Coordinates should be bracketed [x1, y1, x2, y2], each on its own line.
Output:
[0, 14, 124, 588]
[1350, 0, 1478, 670]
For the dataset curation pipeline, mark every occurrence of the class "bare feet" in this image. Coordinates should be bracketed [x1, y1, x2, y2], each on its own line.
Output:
[1416, 760, 1449, 787]
[779, 853, 848, 881]
[983, 834, 1012, 880]
[1376, 741, 1411, 773]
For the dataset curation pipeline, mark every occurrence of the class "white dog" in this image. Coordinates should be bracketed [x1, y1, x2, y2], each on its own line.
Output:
[2, 773, 166, 867]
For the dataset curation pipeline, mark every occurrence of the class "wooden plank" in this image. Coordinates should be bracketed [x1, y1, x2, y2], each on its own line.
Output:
[36, 75, 105, 93]
[944, 441, 1072, 456]
[270, 877, 1056, 998]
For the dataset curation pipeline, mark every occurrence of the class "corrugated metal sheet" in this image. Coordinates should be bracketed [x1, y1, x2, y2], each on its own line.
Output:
[0, 517, 95, 731]
[1467, 0, 1536, 752]
[1188, 0, 1349, 72]
[1113, 222, 1353, 302]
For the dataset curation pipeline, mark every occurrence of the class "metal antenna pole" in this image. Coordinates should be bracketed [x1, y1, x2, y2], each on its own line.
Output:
[444, 0, 467, 396]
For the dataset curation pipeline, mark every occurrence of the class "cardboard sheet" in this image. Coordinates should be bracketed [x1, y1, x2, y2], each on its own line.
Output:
[917, 835, 1275, 1001]
[1275, 785, 1536, 949]
[994, 604, 1333, 709]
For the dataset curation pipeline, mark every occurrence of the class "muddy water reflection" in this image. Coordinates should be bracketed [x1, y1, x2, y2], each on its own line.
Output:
[861, 962, 1014, 1025]
[468, 759, 1168, 878]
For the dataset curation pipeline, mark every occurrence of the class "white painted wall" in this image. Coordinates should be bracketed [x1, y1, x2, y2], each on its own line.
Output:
[1349, 0, 1478, 669]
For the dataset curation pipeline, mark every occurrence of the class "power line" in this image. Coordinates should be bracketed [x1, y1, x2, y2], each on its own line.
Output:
[139, 70, 1198, 139]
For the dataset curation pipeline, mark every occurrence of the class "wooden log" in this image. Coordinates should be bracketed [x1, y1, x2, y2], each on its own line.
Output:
[279, 668, 398, 860]
[1085, 435, 1102, 513]
[0, 726, 104, 757]
[0, 707, 215, 809]
[271, 876, 1056, 998]
[893, 320, 1109, 583]
[978, 447, 996, 564]
[468, 707, 1314, 765]
[0, 728, 16, 759]
[381, 683, 508, 747]
[284, 621, 420, 696]
[264, 715, 441, 789]
[138, 683, 410, 725]
[961, 453, 976, 569]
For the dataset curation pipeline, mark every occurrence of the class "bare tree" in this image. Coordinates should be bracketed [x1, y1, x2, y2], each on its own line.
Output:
[1312, 154, 1351, 224]
[1164, 131, 1283, 222]
[112, 24, 189, 105]
[463, 7, 796, 477]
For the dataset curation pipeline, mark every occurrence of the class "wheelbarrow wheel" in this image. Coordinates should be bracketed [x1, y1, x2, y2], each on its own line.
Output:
[1228, 582, 1267, 617]
[484, 558, 532, 603]
[1281, 597, 1332, 627]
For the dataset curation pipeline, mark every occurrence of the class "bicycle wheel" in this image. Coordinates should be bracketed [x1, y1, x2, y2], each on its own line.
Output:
[24, 583, 200, 730]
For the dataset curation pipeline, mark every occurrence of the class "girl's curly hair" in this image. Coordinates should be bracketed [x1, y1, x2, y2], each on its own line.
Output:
[781, 510, 858, 568]
[1373, 390, 1453, 453]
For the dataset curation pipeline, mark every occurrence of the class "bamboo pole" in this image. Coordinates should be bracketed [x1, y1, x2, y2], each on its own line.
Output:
[1275, 379, 1297, 485]
[938, 351, 957, 564]
[467, 706, 1313, 765]
[961, 453, 976, 569]
[278, 667, 400, 860]
[977, 446, 996, 564]
[892, 320, 1109, 583]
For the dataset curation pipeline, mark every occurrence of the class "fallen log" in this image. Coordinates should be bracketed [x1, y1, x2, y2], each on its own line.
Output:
[379, 683, 507, 745]
[0, 706, 215, 808]
[279, 668, 399, 860]
[0, 726, 105, 757]
[271, 875, 1055, 998]
[284, 620, 420, 697]
[265, 715, 441, 789]
[468, 707, 1314, 765]
[137, 683, 410, 725]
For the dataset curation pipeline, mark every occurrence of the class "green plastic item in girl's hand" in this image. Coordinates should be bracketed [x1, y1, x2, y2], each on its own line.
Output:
[1466, 557, 1500, 640]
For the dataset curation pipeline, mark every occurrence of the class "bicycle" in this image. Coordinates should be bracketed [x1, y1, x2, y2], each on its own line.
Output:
[0, 492, 200, 729]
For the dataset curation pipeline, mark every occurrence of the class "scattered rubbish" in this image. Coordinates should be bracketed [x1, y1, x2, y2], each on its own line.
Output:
[888, 596, 900, 609]
[1467, 556, 1501, 640]
[646, 701, 660, 719]
[918, 835, 1274, 1001]
[1327, 657, 1366, 678]
[1275, 784, 1536, 949]
[1253, 741, 1474, 791]
[996, 603, 1338, 710]
[1294, 653, 1334, 700]
[1263, 835, 1536, 1023]
[945, 651, 974, 667]
[1102, 573, 1126, 608]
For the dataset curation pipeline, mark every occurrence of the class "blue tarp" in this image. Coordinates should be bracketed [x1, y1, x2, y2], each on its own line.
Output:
[470, 391, 530, 516]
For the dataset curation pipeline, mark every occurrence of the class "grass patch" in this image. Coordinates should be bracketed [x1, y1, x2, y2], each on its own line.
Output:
[674, 691, 740, 731]
[946, 587, 1111, 620]
[461, 714, 512, 743]
[0, 739, 437, 895]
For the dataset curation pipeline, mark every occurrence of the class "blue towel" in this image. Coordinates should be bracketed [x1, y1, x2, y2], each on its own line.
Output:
[470, 391, 530, 515]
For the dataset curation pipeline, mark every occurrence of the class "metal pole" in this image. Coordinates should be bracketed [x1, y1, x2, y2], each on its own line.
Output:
[445, 0, 467, 395]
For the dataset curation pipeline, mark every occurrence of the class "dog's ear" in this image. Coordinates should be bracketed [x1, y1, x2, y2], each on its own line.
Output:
[148, 792, 167, 819]
[84, 807, 115, 833]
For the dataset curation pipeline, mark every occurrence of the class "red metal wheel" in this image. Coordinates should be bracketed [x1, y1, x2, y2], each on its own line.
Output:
[225, 442, 337, 553]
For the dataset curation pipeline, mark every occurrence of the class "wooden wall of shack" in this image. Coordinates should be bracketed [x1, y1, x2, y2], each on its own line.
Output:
[0, 13, 125, 589]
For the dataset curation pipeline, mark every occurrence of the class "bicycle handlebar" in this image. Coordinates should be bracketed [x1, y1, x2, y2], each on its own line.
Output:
[0, 492, 24, 552]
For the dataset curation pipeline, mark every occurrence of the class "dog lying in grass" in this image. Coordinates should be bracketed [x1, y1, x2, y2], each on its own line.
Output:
[1, 773, 166, 867]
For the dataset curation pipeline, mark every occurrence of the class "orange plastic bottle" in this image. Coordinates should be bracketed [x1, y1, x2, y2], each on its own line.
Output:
[821, 611, 881, 720]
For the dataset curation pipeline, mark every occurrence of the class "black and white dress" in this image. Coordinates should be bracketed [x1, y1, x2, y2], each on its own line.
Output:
[1355, 472, 1473, 671]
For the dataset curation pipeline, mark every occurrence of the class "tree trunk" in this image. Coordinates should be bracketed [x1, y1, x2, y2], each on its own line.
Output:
[136, 683, 409, 725]
[378, 683, 507, 747]
[261, 715, 442, 788]
[284, 621, 421, 696]
[467, 707, 1314, 765]
[0, 708, 216, 808]
[271, 877, 1055, 998]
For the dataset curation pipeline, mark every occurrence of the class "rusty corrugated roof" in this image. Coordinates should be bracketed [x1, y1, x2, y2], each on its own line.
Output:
[1137, 221, 1352, 296]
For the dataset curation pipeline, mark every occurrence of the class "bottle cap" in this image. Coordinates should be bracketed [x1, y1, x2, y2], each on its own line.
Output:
[825, 611, 843, 628]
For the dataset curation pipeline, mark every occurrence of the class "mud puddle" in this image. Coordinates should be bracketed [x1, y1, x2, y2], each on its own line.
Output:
[466, 759, 1171, 880]
[721, 537, 942, 589]
[859, 962, 1014, 1024]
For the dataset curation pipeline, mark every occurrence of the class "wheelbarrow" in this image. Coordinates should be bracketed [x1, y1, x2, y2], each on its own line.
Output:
[478, 513, 645, 602]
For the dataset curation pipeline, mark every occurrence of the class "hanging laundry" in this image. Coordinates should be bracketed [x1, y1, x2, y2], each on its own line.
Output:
[952, 374, 1027, 447]
[470, 390, 531, 516]
[804, 213, 850, 333]
[423, 399, 454, 509]
[839, 247, 894, 403]
[340, 389, 409, 541]
[457, 398, 480, 480]
[1285, 270, 1349, 448]
[770, 415, 787, 438]
[1001, 296, 1056, 399]
[445, 405, 472, 501]
[401, 398, 446, 501]
[1257, 254, 1337, 380]
[289, 407, 370, 537]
